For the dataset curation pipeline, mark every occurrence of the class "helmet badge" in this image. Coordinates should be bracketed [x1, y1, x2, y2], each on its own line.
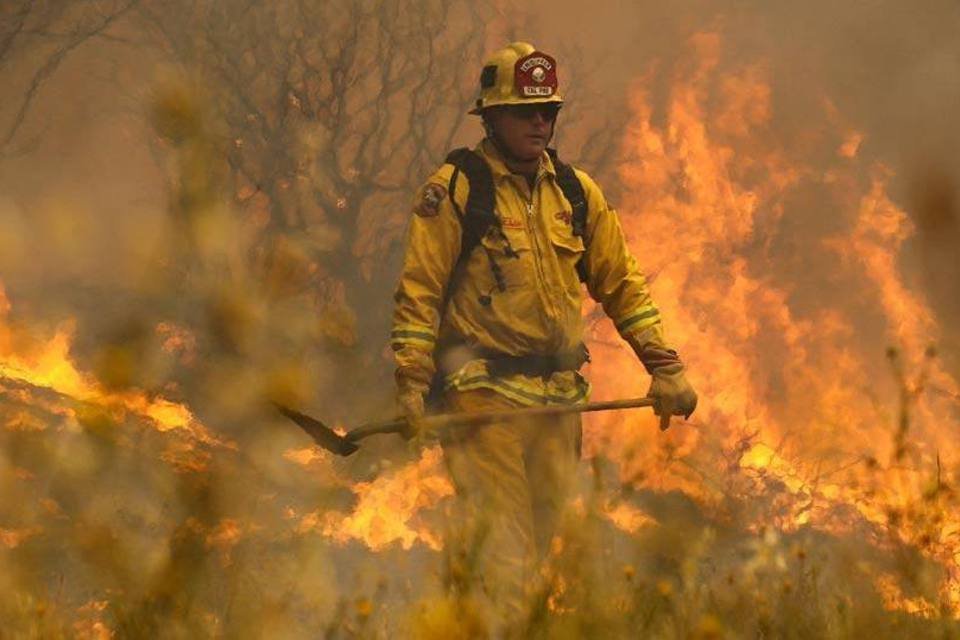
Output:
[514, 51, 558, 98]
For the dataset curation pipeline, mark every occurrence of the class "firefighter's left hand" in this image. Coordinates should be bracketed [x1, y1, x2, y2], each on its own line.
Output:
[646, 363, 698, 431]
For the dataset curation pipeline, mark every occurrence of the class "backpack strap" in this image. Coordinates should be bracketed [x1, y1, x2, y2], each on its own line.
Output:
[445, 148, 516, 305]
[444, 147, 590, 294]
[547, 148, 589, 282]
[445, 148, 498, 266]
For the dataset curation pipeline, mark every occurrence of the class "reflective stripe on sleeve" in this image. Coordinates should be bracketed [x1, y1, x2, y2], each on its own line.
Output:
[614, 305, 661, 334]
[390, 325, 436, 348]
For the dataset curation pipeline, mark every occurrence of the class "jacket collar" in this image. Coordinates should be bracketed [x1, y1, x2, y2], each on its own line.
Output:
[476, 138, 557, 181]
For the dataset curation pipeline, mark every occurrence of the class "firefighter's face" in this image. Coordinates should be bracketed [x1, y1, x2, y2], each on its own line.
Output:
[486, 103, 560, 161]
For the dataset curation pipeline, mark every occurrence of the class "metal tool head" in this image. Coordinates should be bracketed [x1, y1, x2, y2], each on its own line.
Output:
[274, 403, 359, 456]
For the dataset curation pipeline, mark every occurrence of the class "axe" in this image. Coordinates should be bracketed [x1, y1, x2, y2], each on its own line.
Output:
[276, 396, 661, 457]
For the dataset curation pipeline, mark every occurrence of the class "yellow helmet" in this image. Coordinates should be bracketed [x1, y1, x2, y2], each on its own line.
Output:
[469, 42, 564, 115]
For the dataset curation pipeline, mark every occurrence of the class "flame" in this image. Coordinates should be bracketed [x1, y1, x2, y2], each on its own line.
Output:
[0, 526, 41, 549]
[838, 132, 864, 159]
[284, 446, 326, 467]
[874, 572, 938, 618]
[546, 574, 572, 614]
[156, 321, 197, 365]
[602, 500, 657, 534]
[582, 30, 960, 616]
[204, 518, 247, 562]
[74, 600, 113, 640]
[299, 446, 454, 551]
[0, 282, 232, 470]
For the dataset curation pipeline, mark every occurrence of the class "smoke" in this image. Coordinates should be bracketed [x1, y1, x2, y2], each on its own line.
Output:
[3, 0, 959, 343]
[908, 166, 960, 373]
[2, 0, 960, 634]
[519, 0, 960, 370]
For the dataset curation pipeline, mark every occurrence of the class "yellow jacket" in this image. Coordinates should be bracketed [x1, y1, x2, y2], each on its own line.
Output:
[392, 139, 665, 406]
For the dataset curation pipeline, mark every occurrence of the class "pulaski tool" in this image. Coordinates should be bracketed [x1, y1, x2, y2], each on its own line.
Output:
[276, 396, 659, 457]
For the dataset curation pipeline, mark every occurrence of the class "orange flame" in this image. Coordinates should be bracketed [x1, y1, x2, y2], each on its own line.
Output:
[0, 282, 231, 467]
[600, 500, 657, 535]
[583, 31, 960, 616]
[0, 526, 41, 549]
[298, 446, 454, 551]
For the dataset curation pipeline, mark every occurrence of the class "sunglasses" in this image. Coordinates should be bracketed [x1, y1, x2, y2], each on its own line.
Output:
[508, 103, 562, 121]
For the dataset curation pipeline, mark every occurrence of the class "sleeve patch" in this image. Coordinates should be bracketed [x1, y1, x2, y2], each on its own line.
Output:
[414, 183, 447, 218]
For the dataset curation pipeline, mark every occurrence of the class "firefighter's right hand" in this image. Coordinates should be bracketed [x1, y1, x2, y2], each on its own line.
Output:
[397, 381, 428, 441]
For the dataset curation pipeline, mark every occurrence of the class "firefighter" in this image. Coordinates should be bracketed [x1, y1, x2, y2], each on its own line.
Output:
[391, 42, 697, 628]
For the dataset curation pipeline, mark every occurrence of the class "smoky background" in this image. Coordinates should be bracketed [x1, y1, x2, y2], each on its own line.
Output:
[1, 0, 959, 636]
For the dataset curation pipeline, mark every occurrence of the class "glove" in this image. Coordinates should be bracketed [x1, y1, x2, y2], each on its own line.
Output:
[646, 362, 698, 431]
[397, 378, 428, 441]
[393, 344, 434, 441]
[634, 343, 697, 431]
[624, 326, 698, 430]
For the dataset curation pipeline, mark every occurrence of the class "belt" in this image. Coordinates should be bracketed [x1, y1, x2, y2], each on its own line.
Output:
[481, 344, 590, 378]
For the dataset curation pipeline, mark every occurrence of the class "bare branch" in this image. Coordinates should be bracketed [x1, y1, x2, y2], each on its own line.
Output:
[0, 2, 34, 66]
[0, 0, 141, 155]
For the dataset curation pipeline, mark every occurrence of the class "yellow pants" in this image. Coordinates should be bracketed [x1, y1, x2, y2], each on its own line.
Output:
[440, 388, 582, 628]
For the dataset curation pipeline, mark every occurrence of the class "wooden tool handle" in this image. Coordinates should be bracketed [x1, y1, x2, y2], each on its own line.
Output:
[344, 396, 657, 443]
